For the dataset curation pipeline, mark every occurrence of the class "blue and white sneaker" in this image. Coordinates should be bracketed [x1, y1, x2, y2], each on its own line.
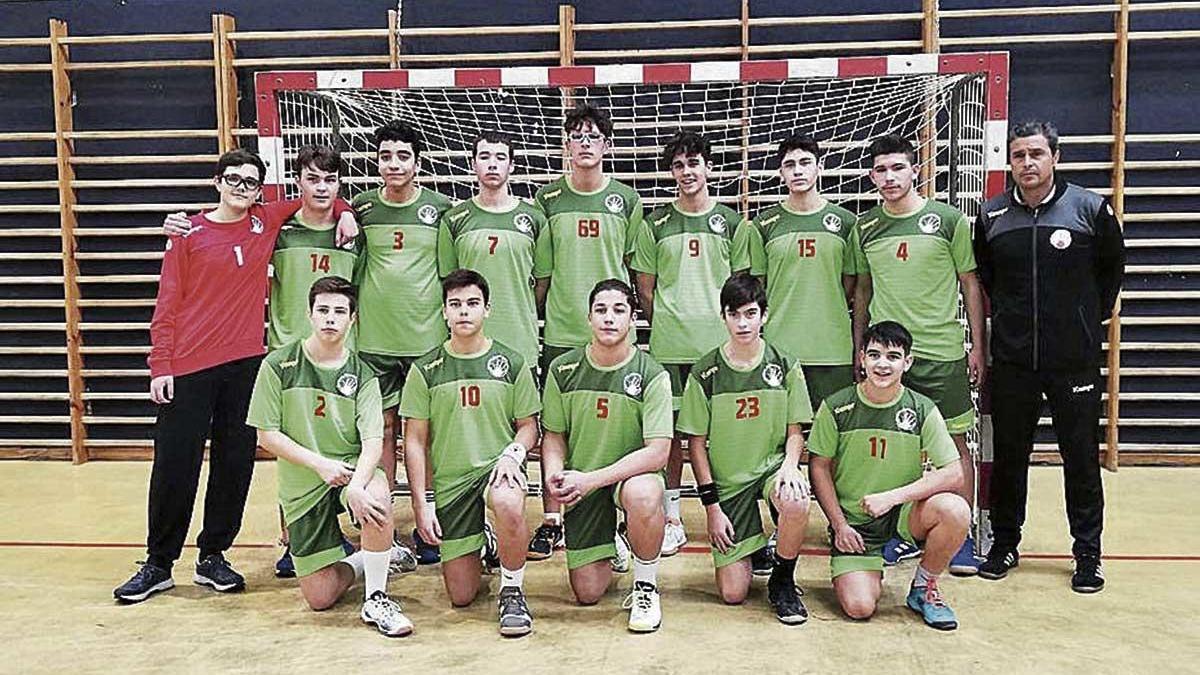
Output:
[481, 521, 501, 573]
[948, 536, 980, 577]
[275, 546, 296, 578]
[882, 537, 921, 566]
[412, 528, 441, 565]
[906, 578, 958, 630]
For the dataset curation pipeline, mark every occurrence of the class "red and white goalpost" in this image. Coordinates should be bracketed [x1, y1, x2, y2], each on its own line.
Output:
[253, 52, 1009, 552]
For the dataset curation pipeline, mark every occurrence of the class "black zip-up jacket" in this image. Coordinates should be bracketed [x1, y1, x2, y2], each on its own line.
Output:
[974, 177, 1125, 371]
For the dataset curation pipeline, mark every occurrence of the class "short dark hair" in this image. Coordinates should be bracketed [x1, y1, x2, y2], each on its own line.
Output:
[867, 134, 916, 165]
[214, 149, 266, 182]
[442, 268, 490, 304]
[720, 274, 767, 315]
[1009, 120, 1060, 154]
[660, 130, 711, 171]
[588, 278, 636, 310]
[564, 102, 614, 138]
[308, 275, 356, 314]
[375, 119, 424, 158]
[472, 130, 517, 159]
[861, 320, 913, 354]
[293, 144, 342, 175]
[776, 134, 822, 164]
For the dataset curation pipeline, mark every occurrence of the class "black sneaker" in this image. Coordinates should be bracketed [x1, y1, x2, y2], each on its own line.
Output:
[194, 553, 245, 592]
[750, 546, 774, 577]
[275, 546, 296, 579]
[113, 562, 174, 603]
[527, 522, 563, 561]
[497, 586, 533, 637]
[978, 548, 1019, 580]
[412, 528, 441, 565]
[1071, 555, 1105, 594]
[767, 577, 808, 625]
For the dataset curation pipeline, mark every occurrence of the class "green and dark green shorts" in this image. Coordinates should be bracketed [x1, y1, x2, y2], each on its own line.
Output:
[903, 356, 975, 434]
[435, 465, 502, 563]
[359, 352, 418, 410]
[564, 473, 665, 570]
[289, 486, 353, 578]
[827, 502, 919, 578]
[711, 467, 784, 568]
[801, 364, 856, 412]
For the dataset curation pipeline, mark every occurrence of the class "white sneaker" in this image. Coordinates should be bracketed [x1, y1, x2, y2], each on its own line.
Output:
[389, 540, 418, 575]
[661, 519, 687, 557]
[611, 522, 631, 573]
[622, 580, 662, 633]
[361, 591, 414, 637]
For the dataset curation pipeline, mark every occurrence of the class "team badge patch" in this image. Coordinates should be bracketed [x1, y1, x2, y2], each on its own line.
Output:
[918, 213, 941, 234]
[823, 213, 842, 233]
[895, 407, 918, 432]
[604, 193, 625, 214]
[487, 354, 511, 379]
[417, 204, 439, 225]
[623, 372, 643, 397]
[336, 373, 359, 397]
[761, 363, 784, 388]
[1050, 228, 1072, 250]
[513, 212, 534, 233]
[708, 213, 727, 234]
[250, 215, 264, 234]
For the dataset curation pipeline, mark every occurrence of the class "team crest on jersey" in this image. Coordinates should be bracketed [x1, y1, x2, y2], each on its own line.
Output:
[823, 213, 842, 233]
[417, 204, 439, 225]
[336, 373, 359, 397]
[761, 363, 784, 388]
[918, 213, 941, 234]
[513, 212, 534, 233]
[623, 372, 643, 397]
[708, 213, 727, 234]
[895, 407, 918, 432]
[604, 193, 625, 214]
[487, 354, 511, 379]
[250, 215, 264, 234]
[1050, 228, 1072, 250]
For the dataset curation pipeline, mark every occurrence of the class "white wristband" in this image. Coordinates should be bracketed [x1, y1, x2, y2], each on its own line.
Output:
[501, 442, 527, 466]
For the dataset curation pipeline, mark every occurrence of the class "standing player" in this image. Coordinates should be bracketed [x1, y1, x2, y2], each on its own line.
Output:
[528, 102, 644, 561]
[353, 120, 453, 567]
[737, 134, 857, 409]
[438, 131, 545, 372]
[677, 275, 814, 624]
[631, 130, 753, 556]
[542, 279, 673, 633]
[400, 269, 541, 636]
[809, 321, 971, 630]
[113, 149, 356, 603]
[246, 276, 411, 637]
[850, 134, 986, 575]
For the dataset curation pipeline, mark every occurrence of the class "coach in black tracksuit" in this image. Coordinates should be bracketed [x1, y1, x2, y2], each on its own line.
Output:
[973, 121, 1124, 593]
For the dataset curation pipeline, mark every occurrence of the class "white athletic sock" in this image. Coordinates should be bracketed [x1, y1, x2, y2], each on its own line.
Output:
[633, 554, 660, 587]
[543, 512, 562, 526]
[362, 549, 390, 599]
[664, 489, 681, 521]
[912, 564, 936, 589]
[340, 551, 365, 581]
[500, 564, 526, 589]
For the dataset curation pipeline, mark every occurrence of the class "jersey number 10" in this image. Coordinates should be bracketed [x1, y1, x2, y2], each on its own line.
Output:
[459, 385, 481, 407]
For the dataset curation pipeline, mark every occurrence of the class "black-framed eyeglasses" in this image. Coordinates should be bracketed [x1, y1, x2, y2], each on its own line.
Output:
[568, 131, 605, 143]
[220, 173, 262, 191]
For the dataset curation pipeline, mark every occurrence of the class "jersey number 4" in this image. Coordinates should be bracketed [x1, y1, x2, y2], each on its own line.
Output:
[895, 241, 909, 261]
[735, 396, 761, 420]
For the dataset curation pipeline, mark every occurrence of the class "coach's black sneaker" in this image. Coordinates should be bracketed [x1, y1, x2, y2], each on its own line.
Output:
[114, 561, 174, 603]
[978, 547, 1019, 580]
[497, 586, 533, 637]
[750, 546, 774, 577]
[527, 522, 563, 561]
[194, 553, 245, 592]
[1071, 555, 1105, 593]
[767, 579, 808, 625]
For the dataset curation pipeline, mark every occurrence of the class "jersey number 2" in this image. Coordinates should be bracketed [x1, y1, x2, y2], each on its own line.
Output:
[313, 395, 327, 418]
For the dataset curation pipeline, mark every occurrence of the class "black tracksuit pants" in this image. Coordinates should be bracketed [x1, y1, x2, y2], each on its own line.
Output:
[989, 361, 1104, 558]
[146, 356, 262, 570]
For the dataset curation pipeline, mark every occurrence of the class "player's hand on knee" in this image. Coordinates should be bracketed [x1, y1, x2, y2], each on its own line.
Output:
[706, 506, 735, 554]
[859, 492, 895, 519]
[833, 523, 866, 554]
[776, 465, 808, 502]
[347, 485, 388, 529]
[162, 211, 191, 237]
[315, 458, 354, 487]
[490, 455, 526, 491]
[149, 375, 174, 404]
[415, 504, 442, 545]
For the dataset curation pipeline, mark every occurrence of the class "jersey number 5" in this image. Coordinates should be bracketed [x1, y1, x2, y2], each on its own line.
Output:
[596, 397, 609, 419]
[735, 396, 760, 420]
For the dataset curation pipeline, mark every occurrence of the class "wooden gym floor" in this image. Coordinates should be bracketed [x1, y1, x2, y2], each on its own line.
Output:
[1, 462, 1198, 674]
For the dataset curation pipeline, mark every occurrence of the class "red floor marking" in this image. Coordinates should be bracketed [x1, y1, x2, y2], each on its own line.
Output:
[0, 542, 275, 549]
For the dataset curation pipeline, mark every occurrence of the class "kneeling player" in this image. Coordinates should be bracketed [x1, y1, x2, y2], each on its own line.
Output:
[542, 279, 673, 632]
[400, 269, 541, 637]
[678, 275, 814, 624]
[809, 321, 970, 630]
[247, 276, 411, 637]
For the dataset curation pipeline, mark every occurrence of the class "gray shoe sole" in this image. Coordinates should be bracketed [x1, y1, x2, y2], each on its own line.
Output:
[193, 573, 244, 593]
[115, 578, 174, 603]
[499, 621, 533, 637]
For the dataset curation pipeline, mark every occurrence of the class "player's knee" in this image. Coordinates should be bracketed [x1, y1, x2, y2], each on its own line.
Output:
[448, 583, 480, 608]
[573, 585, 605, 606]
[719, 585, 748, 605]
[776, 494, 810, 519]
[303, 588, 339, 612]
[490, 484, 525, 521]
[621, 479, 663, 518]
[930, 492, 971, 530]
[367, 479, 393, 507]
[841, 595, 877, 620]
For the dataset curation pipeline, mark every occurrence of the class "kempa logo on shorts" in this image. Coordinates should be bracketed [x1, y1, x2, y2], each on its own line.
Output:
[823, 213, 842, 233]
[1072, 383, 1094, 394]
[513, 212, 534, 233]
[604, 193, 625, 213]
[623, 372, 643, 397]
[487, 354, 510, 379]
[417, 204, 439, 225]
[336, 373, 358, 397]
[250, 215, 264, 234]
[1050, 228, 1072, 250]
[761, 363, 784, 387]
[918, 213, 941, 234]
[708, 212, 727, 234]
[895, 407, 918, 432]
